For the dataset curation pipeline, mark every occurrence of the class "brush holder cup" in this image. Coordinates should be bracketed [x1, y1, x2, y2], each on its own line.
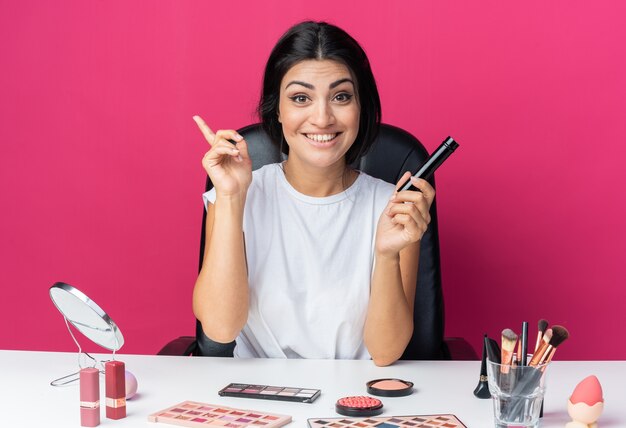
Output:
[486, 359, 549, 428]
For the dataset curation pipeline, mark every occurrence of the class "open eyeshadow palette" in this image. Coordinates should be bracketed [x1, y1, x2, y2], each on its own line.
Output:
[148, 401, 292, 428]
[218, 383, 321, 403]
[307, 414, 466, 428]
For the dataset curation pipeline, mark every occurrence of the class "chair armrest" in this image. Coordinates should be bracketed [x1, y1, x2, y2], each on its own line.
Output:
[157, 336, 197, 356]
[443, 337, 479, 360]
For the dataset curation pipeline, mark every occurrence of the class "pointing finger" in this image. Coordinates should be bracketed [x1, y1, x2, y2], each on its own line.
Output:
[193, 115, 215, 145]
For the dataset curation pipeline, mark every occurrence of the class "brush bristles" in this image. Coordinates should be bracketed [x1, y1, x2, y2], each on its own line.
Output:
[549, 325, 569, 348]
[501, 328, 518, 351]
[538, 319, 548, 333]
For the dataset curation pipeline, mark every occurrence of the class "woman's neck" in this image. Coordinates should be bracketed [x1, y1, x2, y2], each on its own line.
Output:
[282, 159, 358, 197]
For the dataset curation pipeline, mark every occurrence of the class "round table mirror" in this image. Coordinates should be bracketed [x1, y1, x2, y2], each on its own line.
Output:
[49, 282, 124, 351]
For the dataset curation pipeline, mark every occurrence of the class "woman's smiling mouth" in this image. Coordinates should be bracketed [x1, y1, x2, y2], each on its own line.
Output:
[304, 132, 341, 147]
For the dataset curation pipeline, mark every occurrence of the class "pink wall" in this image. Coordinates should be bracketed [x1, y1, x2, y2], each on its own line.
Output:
[1, 1, 625, 360]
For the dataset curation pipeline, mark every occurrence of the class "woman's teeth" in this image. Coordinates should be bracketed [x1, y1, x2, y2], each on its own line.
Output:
[305, 133, 337, 142]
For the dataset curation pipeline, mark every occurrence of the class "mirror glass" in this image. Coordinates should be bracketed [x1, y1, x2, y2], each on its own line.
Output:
[49, 282, 124, 351]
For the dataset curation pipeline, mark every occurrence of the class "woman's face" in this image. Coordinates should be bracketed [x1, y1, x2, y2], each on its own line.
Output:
[278, 59, 360, 170]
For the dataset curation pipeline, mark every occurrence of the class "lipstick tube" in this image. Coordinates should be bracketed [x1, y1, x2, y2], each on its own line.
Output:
[80, 368, 100, 427]
[105, 360, 126, 419]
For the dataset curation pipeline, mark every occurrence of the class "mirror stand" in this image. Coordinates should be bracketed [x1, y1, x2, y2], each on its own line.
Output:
[49, 282, 123, 386]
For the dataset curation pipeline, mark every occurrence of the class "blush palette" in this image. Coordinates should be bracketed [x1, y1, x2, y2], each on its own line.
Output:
[148, 401, 292, 428]
[218, 383, 321, 403]
[307, 414, 467, 428]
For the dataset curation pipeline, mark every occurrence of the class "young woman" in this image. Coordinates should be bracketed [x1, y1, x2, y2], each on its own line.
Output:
[192, 21, 434, 366]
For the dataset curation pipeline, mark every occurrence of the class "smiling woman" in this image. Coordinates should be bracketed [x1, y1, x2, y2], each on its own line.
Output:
[278, 59, 361, 195]
[192, 21, 435, 366]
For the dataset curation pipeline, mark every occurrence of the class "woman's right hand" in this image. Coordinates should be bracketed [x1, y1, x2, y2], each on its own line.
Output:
[193, 115, 252, 198]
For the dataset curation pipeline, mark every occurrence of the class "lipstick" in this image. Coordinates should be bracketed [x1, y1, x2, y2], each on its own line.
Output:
[105, 360, 126, 419]
[80, 368, 100, 427]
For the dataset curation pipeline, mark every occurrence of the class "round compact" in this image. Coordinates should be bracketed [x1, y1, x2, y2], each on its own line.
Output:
[366, 378, 414, 397]
[335, 396, 383, 417]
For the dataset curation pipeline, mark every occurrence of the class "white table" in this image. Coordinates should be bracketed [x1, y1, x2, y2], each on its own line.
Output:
[1, 351, 624, 427]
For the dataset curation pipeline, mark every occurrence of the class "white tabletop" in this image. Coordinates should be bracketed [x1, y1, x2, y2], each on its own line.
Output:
[1, 350, 624, 427]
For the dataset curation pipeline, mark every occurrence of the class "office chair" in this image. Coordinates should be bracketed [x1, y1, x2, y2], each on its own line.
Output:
[159, 124, 477, 360]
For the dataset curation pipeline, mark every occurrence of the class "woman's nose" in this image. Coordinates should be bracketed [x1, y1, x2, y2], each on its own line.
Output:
[310, 101, 335, 127]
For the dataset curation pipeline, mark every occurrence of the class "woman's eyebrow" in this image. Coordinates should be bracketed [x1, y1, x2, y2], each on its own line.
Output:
[329, 78, 354, 89]
[285, 78, 354, 90]
[285, 80, 314, 89]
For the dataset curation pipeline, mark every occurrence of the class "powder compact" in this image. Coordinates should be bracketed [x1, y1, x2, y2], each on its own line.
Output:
[335, 396, 383, 417]
[366, 378, 414, 397]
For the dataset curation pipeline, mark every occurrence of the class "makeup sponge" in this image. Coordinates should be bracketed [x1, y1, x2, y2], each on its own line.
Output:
[125, 370, 138, 399]
[566, 375, 603, 427]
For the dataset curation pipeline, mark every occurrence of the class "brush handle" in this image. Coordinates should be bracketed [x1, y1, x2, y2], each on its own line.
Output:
[521, 322, 528, 366]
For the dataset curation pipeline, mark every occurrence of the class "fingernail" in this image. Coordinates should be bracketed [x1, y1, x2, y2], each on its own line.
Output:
[192, 115, 199, 121]
[234, 134, 243, 141]
[237, 155, 243, 162]
[389, 193, 396, 201]
[410, 176, 419, 183]
[231, 148, 239, 154]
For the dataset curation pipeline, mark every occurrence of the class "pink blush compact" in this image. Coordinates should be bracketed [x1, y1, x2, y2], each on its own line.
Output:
[366, 378, 414, 397]
[335, 396, 383, 417]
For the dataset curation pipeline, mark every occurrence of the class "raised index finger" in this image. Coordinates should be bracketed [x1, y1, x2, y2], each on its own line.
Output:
[192, 115, 215, 145]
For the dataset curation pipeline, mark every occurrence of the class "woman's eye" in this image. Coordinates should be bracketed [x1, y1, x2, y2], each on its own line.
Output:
[290, 95, 309, 104]
[334, 93, 353, 103]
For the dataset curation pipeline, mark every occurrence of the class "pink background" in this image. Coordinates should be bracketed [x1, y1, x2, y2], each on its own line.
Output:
[1, 1, 625, 360]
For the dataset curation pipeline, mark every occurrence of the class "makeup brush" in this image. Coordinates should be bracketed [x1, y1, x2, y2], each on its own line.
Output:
[520, 321, 529, 366]
[529, 328, 552, 367]
[535, 319, 548, 352]
[486, 337, 501, 364]
[540, 325, 570, 365]
[501, 329, 518, 373]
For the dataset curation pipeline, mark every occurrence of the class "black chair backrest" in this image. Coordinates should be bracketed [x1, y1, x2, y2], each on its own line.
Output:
[196, 123, 445, 359]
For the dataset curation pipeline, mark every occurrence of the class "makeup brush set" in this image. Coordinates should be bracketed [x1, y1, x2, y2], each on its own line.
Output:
[474, 320, 570, 421]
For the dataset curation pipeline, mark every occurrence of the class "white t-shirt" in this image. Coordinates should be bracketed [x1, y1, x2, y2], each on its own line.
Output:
[203, 163, 395, 359]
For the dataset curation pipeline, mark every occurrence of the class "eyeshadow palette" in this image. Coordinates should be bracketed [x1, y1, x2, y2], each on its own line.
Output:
[148, 401, 292, 428]
[307, 414, 467, 428]
[218, 382, 321, 403]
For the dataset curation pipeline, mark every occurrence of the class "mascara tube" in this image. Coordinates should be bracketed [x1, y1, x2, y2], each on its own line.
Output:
[400, 136, 459, 191]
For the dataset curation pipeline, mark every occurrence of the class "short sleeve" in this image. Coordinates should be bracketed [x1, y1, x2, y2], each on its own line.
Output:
[202, 188, 217, 211]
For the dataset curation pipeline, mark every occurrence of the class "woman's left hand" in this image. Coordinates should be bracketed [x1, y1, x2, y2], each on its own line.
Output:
[375, 172, 436, 257]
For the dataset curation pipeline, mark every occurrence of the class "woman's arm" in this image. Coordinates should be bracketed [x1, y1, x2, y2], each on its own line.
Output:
[364, 174, 435, 366]
[191, 116, 252, 343]
[364, 243, 419, 366]
[193, 197, 249, 343]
